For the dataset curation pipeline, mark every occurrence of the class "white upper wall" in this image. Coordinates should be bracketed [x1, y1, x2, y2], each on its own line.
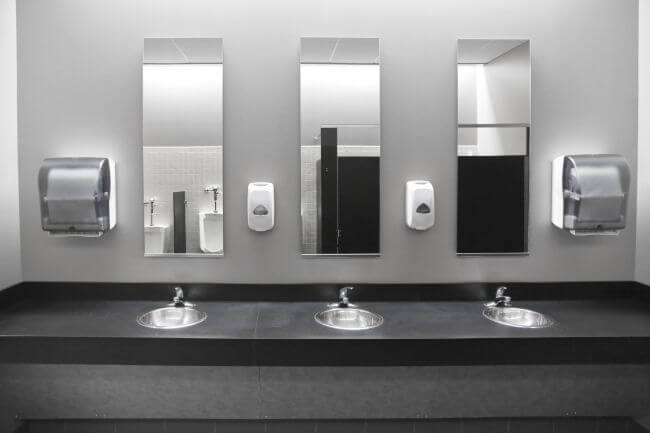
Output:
[637, 0, 650, 285]
[457, 43, 530, 156]
[478, 42, 530, 125]
[300, 64, 380, 146]
[457, 65, 479, 124]
[0, 0, 21, 289]
[457, 42, 530, 125]
[16, 0, 639, 283]
[143, 64, 223, 147]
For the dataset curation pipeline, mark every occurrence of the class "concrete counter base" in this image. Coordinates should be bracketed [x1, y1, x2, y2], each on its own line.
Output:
[1, 364, 649, 430]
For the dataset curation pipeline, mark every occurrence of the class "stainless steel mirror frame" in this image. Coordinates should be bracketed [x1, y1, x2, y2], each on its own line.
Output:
[142, 38, 225, 258]
[456, 39, 531, 256]
[299, 37, 382, 257]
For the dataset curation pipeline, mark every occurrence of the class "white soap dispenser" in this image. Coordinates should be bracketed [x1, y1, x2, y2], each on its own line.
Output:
[248, 182, 275, 231]
[405, 180, 435, 231]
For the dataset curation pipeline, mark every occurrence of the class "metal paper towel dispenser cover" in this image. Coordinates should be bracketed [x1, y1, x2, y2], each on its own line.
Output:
[551, 154, 630, 235]
[38, 157, 116, 237]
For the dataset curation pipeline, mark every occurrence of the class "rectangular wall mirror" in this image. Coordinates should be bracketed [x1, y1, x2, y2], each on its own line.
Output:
[300, 37, 381, 256]
[142, 38, 224, 257]
[456, 39, 530, 255]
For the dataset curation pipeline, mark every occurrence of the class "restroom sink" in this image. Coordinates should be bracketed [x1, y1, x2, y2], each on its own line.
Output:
[483, 306, 553, 329]
[314, 307, 383, 331]
[137, 306, 207, 330]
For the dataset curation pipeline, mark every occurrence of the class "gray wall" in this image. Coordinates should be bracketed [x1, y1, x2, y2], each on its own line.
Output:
[0, 0, 21, 290]
[637, 0, 649, 285]
[17, 0, 639, 283]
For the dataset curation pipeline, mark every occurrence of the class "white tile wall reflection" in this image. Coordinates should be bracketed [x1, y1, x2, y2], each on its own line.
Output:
[301, 146, 320, 254]
[143, 146, 223, 253]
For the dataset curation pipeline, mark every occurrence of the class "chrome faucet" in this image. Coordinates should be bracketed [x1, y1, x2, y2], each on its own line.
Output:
[204, 185, 221, 213]
[331, 286, 357, 308]
[484, 286, 512, 308]
[144, 197, 156, 226]
[170, 286, 195, 308]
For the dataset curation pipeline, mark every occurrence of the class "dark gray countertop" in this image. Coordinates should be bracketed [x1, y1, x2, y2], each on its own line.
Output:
[2, 299, 650, 340]
[255, 300, 650, 339]
[0, 299, 259, 339]
[1, 296, 649, 365]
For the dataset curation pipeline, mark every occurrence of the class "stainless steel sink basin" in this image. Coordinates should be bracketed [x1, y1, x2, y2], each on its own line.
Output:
[137, 306, 207, 330]
[314, 307, 383, 330]
[483, 306, 553, 329]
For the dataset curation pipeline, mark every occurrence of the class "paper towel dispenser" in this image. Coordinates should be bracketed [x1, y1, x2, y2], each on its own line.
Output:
[38, 157, 117, 237]
[552, 154, 630, 235]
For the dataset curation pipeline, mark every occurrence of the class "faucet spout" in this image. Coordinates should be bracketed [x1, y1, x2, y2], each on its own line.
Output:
[144, 198, 156, 226]
[172, 286, 185, 306]
[170, 286, 195, 308]
[485, 286, 512, 308]
[204, 186, 221, 213]
[336, 286, 357, 308]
